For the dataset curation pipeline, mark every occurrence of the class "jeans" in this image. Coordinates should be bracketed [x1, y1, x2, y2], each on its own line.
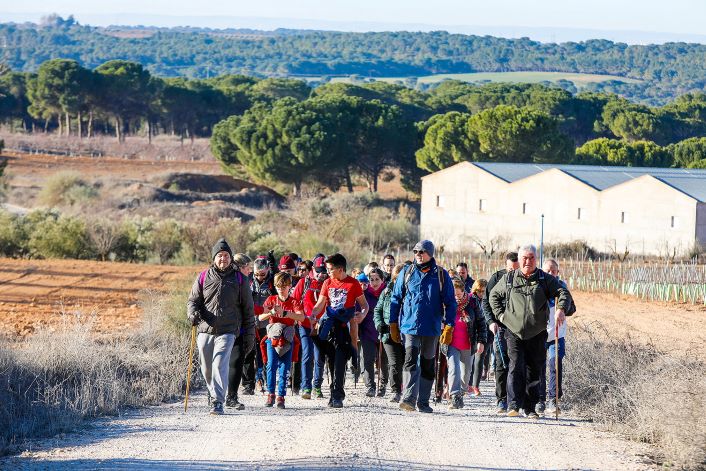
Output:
[298, 325, 324, 391]
[446, 345, 473, 396]
[266, 339, 293, 397]
[197, 332, 235, 404]
[494, 327, 509, 406]
[505, 329, 548, 413]
[383, 340, 405, 394]
[541, 337, 566, 401]
[402, 334, 438, 407]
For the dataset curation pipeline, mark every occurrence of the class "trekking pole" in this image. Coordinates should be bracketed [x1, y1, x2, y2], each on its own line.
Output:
[494, 329, 506, 369]
[555, 297, 560, 421]
[184, 325, 196, 413]
[376, 340, 382, 395]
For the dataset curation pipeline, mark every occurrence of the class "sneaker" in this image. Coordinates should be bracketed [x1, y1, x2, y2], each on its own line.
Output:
[525, 411, 540, 420]
[471, 387, 481, 397]
[495, 401, 508, 415]
[376, 387, 386, 398]
[399, 400, 416, 412]
[276, 396, 285, 409]
[314, 387, 324, 399]
[365, 387, 376, 398]
[390, 392, 401, 403]
[535, 401, 546, 415]
[265, 394, 275, 407]
[225, 396, 244, 410]
[330, 399, 343, 408]
[507, 409, 520, 417]
[301, 389, 312, 400]
[546, 399, 560, 415]
[417, 404, 434, 413]
[242, 387, 255, 396]
[210, 401, 224, 415]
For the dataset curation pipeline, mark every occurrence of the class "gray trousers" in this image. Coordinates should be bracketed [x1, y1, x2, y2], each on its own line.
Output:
[197, 332, 235, 404]
[361, 339, 388, 391]
[402, 334, 438, 407]
[446, 345, 473, 396]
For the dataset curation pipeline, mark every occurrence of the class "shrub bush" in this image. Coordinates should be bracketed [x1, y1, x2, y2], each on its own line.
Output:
[27, 213, 94, 259]
[37, 171, 99, 207]
[0, 210, 29, 257]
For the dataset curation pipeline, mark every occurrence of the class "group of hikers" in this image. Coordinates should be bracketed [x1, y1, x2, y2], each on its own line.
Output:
[187, 238, 574, 418]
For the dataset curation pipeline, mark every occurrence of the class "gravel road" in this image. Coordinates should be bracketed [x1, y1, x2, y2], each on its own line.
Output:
[4, 379, 653, 470]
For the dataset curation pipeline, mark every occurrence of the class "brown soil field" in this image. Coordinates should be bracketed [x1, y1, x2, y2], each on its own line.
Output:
[1, 258, 704, 357]
[0, 258, 198, 338]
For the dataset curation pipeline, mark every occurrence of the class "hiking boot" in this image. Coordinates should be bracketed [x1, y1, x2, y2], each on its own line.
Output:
[330, 398, 343, 408]
[417, 403, 434, 414]
[365, 387, 376, 398]
[399, 400, 416, 412]
[225, 396, 244, 410]
[301, 389, 312, 400]
[448, 395, 463, 410]
[390, 392, 401, 403]
[242, 386, 255, 396]
[265, 394, 276, 407]
[495, 401, 508, 415]
[376, 387, 386, 398]
[507, 409, 520, 417]
[535, 401, 546, 415]
[525, 411, 540, 420]
[209, 401, 224, 415]
[314, 387, 324, 399]
[276, 396, 285, 409]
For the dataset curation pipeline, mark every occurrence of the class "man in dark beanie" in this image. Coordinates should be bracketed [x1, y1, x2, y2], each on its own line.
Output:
[389, 239, 456, 413]
[187, 238, 255, 415]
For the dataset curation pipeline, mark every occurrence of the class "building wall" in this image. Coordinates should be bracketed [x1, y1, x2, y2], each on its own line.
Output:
[420, 164, 700, 256]
[697, 203, 706, 248]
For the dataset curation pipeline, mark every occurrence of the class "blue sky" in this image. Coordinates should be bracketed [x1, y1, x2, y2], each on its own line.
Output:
[1, 0, 704, 38]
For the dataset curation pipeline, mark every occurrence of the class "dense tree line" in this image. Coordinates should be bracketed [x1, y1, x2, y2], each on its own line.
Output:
[2, 16, 706, 105]
[1, 58, 706, 193]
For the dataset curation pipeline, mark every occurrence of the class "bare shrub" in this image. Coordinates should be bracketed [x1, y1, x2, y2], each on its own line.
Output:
[0, 284, 195, 455]
[566, 321, 706, 469]
[37, 171, 98, 208]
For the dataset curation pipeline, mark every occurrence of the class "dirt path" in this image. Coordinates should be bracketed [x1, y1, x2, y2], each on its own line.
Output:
[3, 381, 653, 470]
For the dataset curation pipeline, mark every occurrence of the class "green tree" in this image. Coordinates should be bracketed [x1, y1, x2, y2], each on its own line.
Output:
[415, 111, 476, 172]
[575, 138, 673, 167]
[94, 60, 153, 142]
[467, 105, 573, 163]
[668, 137, 706, 168]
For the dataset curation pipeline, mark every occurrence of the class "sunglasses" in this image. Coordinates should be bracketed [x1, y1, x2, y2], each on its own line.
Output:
[413, 250, 427, 255]
[297, 267, 307, 272]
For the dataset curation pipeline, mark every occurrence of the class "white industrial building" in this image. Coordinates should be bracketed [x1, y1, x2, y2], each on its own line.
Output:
[420, 162, 706, 256]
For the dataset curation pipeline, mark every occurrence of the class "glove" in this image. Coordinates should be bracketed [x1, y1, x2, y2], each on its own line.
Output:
[390, 322, 401, 344]
[377, 324, 390, 334]
[190, 312, 201, 326]
[440, 325, 454, 346]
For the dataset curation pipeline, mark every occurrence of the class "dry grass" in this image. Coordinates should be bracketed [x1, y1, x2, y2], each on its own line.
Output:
[566, 321, 706, 469]
[0, 285, 196, 455]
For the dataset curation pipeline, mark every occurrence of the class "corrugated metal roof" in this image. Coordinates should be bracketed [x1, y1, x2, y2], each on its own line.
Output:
[472, 162, 706, 201]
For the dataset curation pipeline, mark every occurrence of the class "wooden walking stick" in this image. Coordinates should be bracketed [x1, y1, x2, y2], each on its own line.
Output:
[555, 297, 560, 421]
[184, 325, 196, 413]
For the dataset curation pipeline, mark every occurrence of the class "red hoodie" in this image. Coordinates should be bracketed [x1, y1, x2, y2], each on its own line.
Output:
[292, 274, 324, 328]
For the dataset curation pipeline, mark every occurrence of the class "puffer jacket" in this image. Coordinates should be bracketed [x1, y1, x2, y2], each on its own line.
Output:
[374, 285, 393, 344]
[389, 259, 457, 336]
[187, 264, 256, 337]
[489, 268, 572, 340]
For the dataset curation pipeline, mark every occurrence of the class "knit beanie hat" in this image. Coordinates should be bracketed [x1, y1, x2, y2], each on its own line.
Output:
[211, 238, 233, 261]
[412, 239, 435, 257]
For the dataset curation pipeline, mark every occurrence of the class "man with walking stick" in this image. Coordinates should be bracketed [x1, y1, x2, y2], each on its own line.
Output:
[187, 238, 255, 415]
[488, 245, 572, 419]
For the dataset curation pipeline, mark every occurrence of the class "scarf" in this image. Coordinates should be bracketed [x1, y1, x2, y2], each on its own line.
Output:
[414, 257, 434, 272]
[455, 292, 469, 321]
[366, 283, 386, 298]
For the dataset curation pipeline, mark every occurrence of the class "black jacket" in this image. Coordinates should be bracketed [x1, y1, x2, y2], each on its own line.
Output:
[187, 265, 255, 337]
[482, 269, 507, 327]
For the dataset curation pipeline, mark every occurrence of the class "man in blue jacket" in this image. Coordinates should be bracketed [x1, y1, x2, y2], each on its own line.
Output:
[389, 240, 457, 413]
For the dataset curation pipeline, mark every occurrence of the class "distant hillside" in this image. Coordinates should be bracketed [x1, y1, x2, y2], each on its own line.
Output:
[1, 16, 706, 105]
